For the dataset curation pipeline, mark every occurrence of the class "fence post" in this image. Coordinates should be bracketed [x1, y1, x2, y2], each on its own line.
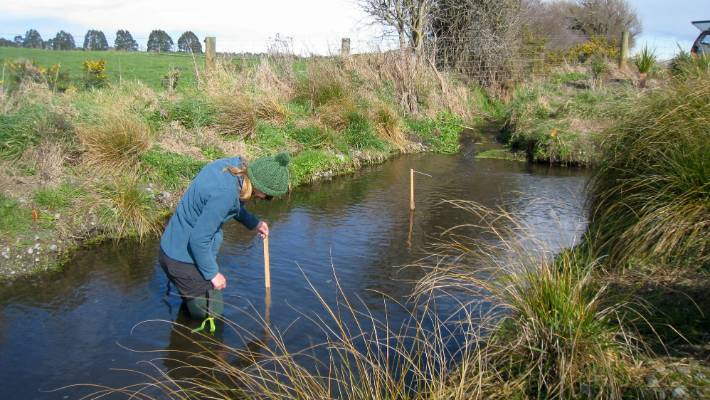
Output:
[409, 168, 415, 211]
[619, 31, 629, 69]
[341, 38, 351, 57]
[205, 36, 216, 73]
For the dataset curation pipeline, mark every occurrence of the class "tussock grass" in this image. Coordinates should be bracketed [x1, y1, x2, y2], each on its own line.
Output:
[93, 174, 161, 240]
[414, 200, 640, 399]
[588, 68, 710, 269]
[78, 112, 152, 170]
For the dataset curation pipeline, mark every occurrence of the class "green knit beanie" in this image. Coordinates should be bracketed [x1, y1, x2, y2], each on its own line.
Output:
[247, 152, 290, 197]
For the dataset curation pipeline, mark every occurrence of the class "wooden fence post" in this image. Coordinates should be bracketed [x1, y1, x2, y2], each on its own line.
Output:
[410, 169, 415, 211]
[205, 36, 216, 73]
[341, 38, 351, 57]
[619, 31, 629, 70]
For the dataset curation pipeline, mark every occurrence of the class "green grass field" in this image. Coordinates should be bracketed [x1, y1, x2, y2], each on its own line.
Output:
[0, 47, 205, 89]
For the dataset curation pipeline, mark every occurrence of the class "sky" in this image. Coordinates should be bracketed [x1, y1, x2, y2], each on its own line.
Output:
[0, 0, 706, 57]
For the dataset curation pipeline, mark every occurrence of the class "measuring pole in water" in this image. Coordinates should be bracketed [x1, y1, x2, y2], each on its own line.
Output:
[410, 168, 415, 211]
[263, 235, 271, 288]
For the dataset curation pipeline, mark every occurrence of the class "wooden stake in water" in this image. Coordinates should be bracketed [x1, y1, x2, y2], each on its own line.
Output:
[410, 168, 415, 211]
[263, 235, 271, 288]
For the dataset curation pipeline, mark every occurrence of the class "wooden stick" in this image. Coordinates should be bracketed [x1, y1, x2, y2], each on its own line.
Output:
[410, 168, 415, 211]
[263, 235, 271, 288]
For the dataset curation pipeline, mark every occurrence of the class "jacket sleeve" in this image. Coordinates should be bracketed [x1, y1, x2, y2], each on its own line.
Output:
[234, 203, 260, 230]
[188, 190, 233, 280]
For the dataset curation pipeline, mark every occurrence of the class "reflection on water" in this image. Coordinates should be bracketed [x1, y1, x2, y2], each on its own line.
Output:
[0, 154, 589, 399]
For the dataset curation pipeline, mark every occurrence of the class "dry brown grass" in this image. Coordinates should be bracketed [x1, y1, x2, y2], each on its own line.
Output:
[315, 97, 357, 131]
[372, 102, 407, 150]
[213, 94, 257, 138]
[21, 141, 66, 185]
[77, 112, 152, 170]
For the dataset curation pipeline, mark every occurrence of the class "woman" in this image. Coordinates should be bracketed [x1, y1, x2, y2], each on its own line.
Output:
[159, 152, 290, 320]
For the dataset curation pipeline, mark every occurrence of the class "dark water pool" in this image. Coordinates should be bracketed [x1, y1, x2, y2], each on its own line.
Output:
[0, 153, 589, 399]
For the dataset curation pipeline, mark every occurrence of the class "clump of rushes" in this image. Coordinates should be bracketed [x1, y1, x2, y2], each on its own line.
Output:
[78, 112, 152, 170]
[588, 67, 710, 269]
[415, 201, 639, 399]
[94, 174, 161, 240]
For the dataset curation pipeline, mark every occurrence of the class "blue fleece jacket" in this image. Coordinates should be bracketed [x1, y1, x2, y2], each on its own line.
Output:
[159, 157, 260, 280]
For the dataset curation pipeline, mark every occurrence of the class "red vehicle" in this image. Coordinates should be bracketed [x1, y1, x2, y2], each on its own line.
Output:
[691, 20, 710, 55]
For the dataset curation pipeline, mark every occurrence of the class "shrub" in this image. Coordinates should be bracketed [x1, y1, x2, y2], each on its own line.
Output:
[82, 59, 108, 89]
[588, 70, 710, 269]
[78, 113, 152, 169]
[567, 36, 619, 63]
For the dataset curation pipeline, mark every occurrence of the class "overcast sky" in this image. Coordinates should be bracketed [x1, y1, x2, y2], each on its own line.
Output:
[0, 0, 705, 57]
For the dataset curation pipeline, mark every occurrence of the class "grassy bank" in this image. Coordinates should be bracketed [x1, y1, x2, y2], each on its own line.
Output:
[0, 52, 479, 279]
[84, 56, 709, 400]
[480, 64, 639, 166]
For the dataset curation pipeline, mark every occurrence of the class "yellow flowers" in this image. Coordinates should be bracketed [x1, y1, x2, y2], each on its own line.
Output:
[567, 36, 619, 63]
[82, 59, 108, 88]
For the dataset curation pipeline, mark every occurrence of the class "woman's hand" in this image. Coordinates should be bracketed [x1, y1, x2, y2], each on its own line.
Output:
[256, 221, 269, 237]
[210, 272, 227, 290]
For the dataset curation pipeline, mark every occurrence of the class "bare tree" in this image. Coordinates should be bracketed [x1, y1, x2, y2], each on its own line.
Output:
[521, 0, 584, 50]
[570, 0, 641, 45]
[433, 0, 523, 88]
[358, 0, 435, 51]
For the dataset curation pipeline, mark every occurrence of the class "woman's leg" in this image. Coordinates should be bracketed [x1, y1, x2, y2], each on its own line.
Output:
[159, 250, 224, 320]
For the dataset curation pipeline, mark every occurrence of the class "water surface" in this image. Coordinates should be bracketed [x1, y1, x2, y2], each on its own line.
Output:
[0, 153, 589, 398]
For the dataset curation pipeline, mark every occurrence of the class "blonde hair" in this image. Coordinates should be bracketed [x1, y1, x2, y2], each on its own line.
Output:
[224, 165, 253, 201]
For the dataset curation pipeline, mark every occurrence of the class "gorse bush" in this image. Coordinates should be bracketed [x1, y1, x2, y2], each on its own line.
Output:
[82, 59, 108, 89]
[588, 69, 710, 269]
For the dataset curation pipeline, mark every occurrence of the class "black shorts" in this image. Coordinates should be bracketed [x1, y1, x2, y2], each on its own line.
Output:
[159, 248, 212, 299]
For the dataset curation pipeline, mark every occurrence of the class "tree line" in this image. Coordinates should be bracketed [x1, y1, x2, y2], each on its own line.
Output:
[0, 29, 203, 53]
